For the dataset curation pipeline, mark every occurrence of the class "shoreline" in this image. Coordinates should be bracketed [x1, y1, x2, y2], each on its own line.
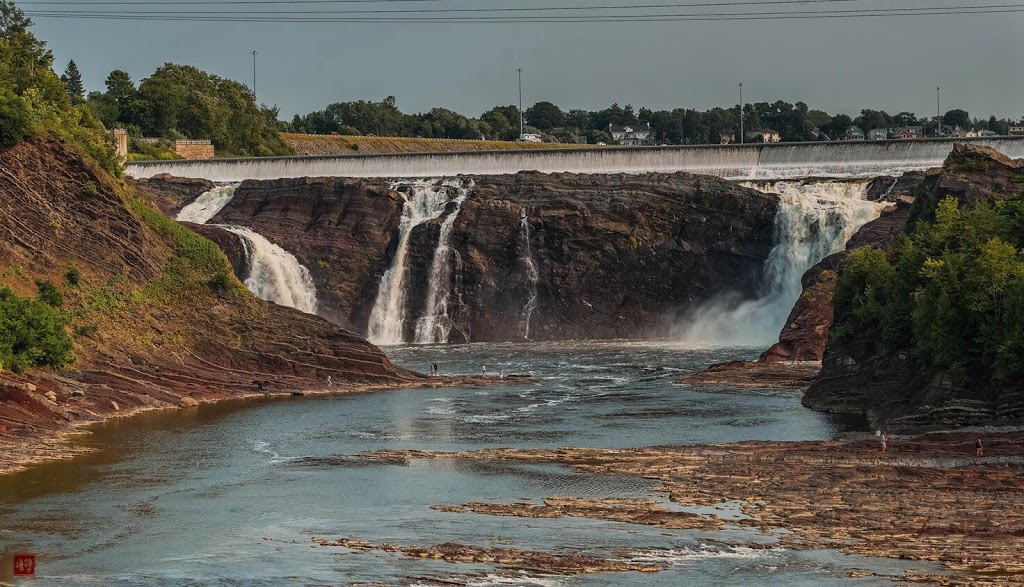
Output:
[0, 374, 532, 477]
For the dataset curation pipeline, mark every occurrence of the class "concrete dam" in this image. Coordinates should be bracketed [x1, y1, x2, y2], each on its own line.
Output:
[125, 137, 1024, 182]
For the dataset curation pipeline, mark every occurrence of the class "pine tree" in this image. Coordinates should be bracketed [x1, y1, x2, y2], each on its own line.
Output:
[60, 60, 84, 105]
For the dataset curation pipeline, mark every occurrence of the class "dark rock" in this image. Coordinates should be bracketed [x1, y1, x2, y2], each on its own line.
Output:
[132, 174, 215, 216]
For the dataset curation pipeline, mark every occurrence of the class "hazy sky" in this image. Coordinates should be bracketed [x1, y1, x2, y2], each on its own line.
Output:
[26, 0, 1024, 120]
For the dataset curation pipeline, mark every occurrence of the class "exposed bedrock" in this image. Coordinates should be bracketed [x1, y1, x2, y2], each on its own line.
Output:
[188, 171, 779, 342]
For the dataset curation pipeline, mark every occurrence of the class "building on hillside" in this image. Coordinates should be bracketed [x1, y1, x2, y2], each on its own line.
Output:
[1008, 126, 1024, 135]
[719, 131, 736, 144]
[608, 123, 655, 146]
[843, 126, 866, 141]
[891, 126, 925, 140]
[867, 128, 890, 141]
[745, 129, 781, 143]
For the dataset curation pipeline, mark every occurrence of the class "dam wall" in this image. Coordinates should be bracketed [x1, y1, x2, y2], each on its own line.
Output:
[126, 137, 1024, 182]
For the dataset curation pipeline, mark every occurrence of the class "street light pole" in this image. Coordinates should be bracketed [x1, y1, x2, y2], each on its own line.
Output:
[518, 68, 524, 139]
[936, 86, 941, 131]
[252, 50, 259, 103]
[739, 83, 744, 145]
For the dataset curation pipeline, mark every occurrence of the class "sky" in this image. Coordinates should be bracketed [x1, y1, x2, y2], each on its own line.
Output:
[23, 0, 1024, 120]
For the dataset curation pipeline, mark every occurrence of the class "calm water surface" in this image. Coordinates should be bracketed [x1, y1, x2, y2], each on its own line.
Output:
[0, 342, 928, 586]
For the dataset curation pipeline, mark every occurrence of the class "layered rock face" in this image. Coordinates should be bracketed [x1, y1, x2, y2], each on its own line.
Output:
[804, 144, 1024, 426]
[0, 138, 419, 473]
[201, 172, 778, 342]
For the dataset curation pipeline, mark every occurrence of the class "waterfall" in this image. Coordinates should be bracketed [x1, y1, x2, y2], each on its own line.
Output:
[517, 210, 540, 340]
[176, 184, 240, 224]
[176, 186, 319, 315]
[366, 180, 456, 346]
[413, 180, 473, 344]
[676, 180, 886, 347]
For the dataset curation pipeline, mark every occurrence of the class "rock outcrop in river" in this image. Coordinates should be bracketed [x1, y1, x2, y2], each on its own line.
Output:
[804, 144, 1024, 426]
[170, 172, 778, 342]
[0, 137, 420, 474]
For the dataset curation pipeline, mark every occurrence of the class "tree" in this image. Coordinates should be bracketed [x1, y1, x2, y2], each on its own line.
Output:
[892, 111, 921, 127]
[0, 0, 31, 39]
[943, 109, 971, 129]
[60, 59, 84, 104]
[104, 69, 136, 109]
[524, 101, 565, 133]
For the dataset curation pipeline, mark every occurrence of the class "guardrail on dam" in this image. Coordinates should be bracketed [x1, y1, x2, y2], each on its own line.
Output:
[125, 137, 1024, 182]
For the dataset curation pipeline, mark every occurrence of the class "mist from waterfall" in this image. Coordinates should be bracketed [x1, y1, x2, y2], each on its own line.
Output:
[176, 186, 319, 315]
[517, 210, 540, 340]
[413, 180, 473, 344]
[676, 180, 886, 348]
[366, 181, 456, 346]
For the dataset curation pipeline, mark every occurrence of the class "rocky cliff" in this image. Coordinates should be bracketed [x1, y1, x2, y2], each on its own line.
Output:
[804, 144, 1024, 427]
[197, 172, 778, 341]
[0, 138, 421, 474]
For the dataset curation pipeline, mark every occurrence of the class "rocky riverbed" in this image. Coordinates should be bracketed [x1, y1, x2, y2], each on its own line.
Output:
[363, 431, 1024, 585]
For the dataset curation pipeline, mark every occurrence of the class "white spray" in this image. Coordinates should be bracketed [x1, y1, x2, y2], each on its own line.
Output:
[518, 209, 540, 340]
[676, 180, 885, 347]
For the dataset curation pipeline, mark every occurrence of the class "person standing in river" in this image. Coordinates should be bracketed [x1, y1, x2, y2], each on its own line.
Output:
[326, 375, 333, 388]
[481, 365, 487, 377]
[976, 435, 984, 457]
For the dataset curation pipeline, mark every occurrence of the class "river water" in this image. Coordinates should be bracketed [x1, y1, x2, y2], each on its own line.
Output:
[0, 342, 927, 586]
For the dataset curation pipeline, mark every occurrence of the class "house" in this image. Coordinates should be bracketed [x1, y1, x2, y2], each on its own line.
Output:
[720, 131, 736, 144]
[745, 129, 781, 143]
[867, 128, 890, 141]
[608, 123, 655, 146]
[843, 126, 866, 141]
[1009, 126, 1024, 135]
[938, 125, 967, 138]
[978, 130, 999, 137]
[891, 126, 925, 140]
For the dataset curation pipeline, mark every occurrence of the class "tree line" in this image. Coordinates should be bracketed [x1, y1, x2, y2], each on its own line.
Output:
[287, 98, 1024, 145]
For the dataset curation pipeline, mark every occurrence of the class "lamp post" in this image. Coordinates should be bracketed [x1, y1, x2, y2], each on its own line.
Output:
[739, 83, 744, 145]
[936, 86, 941, 133]
[518, 68, 524, 139]
[252, 50, 259, 102]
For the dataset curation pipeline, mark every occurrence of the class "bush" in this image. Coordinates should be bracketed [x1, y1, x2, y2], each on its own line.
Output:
[0, 286, 74, 373]
[35, 279, 64, 307]
[207, 270, 233, 294]
[0, 90, 34, 147]
[65, 264, 81, 286]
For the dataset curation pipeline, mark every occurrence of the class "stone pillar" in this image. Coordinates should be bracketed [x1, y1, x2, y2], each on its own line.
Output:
[108, 128, 128, 159]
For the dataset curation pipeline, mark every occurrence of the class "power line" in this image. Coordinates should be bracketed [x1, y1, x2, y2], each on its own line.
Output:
[21, 0, 1003, 14]
[22, 5, 1024, 21]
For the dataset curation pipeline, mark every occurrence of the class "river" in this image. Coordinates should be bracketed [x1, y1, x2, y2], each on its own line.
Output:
[0, 342, 929, 586]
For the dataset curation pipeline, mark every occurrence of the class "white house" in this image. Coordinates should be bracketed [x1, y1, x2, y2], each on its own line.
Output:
[608, 123, 654, 146]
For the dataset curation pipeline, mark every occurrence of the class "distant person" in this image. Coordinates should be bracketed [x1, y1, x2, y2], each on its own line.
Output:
[976, 436, 984, 457]
[481, 365, 487, 377]
[433, 362, 439, 376]
[499, 368, 506, 379]
[326, 375, 333, 388]
[880, 431, 888, 453]
[256, 380, 263, 393]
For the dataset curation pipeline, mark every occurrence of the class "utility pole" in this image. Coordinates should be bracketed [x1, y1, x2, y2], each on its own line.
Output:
[518, 68, 524, 139]
[936, 86, 941, 132]
[739, 82, 744, 144]
[252, 50, 259, 103]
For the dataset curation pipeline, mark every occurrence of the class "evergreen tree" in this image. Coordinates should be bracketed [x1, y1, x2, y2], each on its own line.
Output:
[60, 59, 83, 104]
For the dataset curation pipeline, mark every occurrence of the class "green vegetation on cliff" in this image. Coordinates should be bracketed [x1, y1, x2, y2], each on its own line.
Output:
[833, 192, 1024, 385]
[0, 283, 74, 373]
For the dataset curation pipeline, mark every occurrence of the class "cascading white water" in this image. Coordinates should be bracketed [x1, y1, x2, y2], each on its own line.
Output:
[413, 180, 473, 344]
[176, 186, 319, 315]
[176, 184, 240, 224]
[127, 137, 1024, 183]
[518, 210, 540, 340]
[676, 180, 886, 347]
[366, 181, 453, 345]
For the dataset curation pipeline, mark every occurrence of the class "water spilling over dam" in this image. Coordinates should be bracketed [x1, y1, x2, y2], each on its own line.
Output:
[127, 137, 1024, 182]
